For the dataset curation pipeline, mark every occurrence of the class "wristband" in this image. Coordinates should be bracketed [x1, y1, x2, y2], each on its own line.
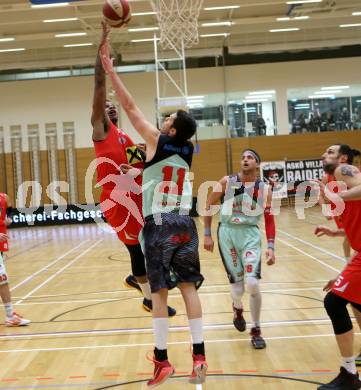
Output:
[267, 242, 275, 250]
[204, 227, 211, 237]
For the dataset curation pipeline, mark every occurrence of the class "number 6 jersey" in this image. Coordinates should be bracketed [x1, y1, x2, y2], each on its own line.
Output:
[142, 135, 194, 218]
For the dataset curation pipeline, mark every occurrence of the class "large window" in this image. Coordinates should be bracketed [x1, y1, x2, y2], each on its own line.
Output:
[287, 85, 361, 133]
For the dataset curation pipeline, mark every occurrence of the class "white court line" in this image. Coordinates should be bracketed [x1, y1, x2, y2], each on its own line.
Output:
[10, 241, 89, 292]
[277, 228, 345, 263]
[0, 318, 336, 340]
[15, 240, 103, 304]
[1, 332, 360, 353]
[14, 286, 323, 306]
[277, 236, 340, 274]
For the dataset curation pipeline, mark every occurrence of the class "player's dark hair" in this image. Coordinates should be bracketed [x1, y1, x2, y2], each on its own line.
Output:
[172, 110, 197, 142]
[242, 149, 261, 163]
[336, 144, 361, 164]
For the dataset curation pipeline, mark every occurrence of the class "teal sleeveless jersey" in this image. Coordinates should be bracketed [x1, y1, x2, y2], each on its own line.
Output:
[220, 175, 265, 226]
[142, 135, 193, 218]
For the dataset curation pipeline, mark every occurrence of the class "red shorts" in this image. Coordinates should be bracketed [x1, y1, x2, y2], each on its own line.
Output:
[332, 251, 361, 305]
[333, 216, 343, 229]
[100, 191, 143, 245]
[0, 225, 8, 252]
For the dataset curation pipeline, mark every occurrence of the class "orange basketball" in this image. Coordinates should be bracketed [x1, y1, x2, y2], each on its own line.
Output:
[103, 0, 131, 28]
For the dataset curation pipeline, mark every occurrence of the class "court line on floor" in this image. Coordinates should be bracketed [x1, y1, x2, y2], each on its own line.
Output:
[10, 241, 89, 293]
[0, 317, 339, 340]
[13, 286, 323, 306]
[15, 240, 103, 304]
[277, 228, 345, 263]
[276, 236, 340, 274]
[0, 332, 359, 353]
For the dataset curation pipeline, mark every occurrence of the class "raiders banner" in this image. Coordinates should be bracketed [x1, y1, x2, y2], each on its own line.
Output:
[260, 161, 287, 198]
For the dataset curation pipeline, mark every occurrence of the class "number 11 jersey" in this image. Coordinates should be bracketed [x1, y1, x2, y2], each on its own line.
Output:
[142, 135, 194, 218]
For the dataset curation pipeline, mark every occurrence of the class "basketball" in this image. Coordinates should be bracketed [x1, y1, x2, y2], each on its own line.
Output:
[103, 0, 131, 28]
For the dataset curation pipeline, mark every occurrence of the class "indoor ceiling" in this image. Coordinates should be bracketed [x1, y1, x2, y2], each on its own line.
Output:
[0, 0, 361, 71]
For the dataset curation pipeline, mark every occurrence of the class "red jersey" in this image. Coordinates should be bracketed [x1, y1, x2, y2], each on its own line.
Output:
[326, 174, 343, 228]
[341, 199, 361, 252]
[93, 121, 145, 245]
[0, 193, 9, 252]
[93, 121, 144, 190]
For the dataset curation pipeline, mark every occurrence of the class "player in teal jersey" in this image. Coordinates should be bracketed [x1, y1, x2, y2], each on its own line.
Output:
[99, 28, 207, 387]
[204, 149, 276, 349]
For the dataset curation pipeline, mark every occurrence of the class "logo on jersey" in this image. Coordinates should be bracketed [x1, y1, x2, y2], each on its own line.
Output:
[126, 146, 143, 165]
[230, 247, 238, 267]
[243, 250, 257, 261]
[118, 136, 127, 145]
[333, 275, 350, 293]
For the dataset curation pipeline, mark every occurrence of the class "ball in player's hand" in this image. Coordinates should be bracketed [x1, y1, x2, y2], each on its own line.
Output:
[103, 0, 131, 28]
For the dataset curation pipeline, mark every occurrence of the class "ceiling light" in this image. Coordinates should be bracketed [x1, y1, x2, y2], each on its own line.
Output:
[244, 99, 269, 103]
[249, 90, 275, 95]
[202, 21, 233, 27]
[352, 12, 361, 16]
[309, 95, 335, 99]
[132, 12, 156, 16]
[287, 0, 322, 4]
[277, 16, 309, 21]
[0, 48, 25, 53]
[43, 18, 78, 23]
[270, 28, 300, 32]
[321, 86, 349, 90]
[128, 27, 159, 32]
[314, 90, 342, 94]
[131, 38, 160, 43]
[0, 38, 15, 42]
[340, 23, 361, 28]
[64, 43, 93, 47]
[187, 96, 205, 99]
[55, 32, 87, 37]
[200, 33, 229, 37]
[204, 5, 240, 10]
[246, 95, 273, 99]
[31, 2, 69, 8]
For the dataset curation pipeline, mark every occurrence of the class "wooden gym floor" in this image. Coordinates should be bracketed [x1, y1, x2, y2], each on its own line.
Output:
[0, 206, 357, 389]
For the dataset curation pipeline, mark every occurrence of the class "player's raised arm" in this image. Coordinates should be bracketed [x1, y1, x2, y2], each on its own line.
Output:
[334, 165, 361, 201]
[91, 23, 110, 141]
[203, 176, 228, 252]
[99, 38, 159, 149]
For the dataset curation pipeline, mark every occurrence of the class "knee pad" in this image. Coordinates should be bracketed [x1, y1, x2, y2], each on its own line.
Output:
[324, 292, 353, 335]
[126, 243, 146, 277]
[246, 276, 260, 296]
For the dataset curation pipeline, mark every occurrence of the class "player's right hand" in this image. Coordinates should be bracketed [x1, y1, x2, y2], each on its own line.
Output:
[0, 233, 8, 242]
[314, 225, 335, 237]
[204, 236, 214, 252]
[323, 278, 337, 292]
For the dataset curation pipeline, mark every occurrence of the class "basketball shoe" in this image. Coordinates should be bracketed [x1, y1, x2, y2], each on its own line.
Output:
[189, 354, 208, 384]
[123, 274, 142, 294]
[233, 305, 246, 332]
[250, 326, 266, 349]
[142, 298, 176, 317]
[5, 312, 31, 327]
[317, 367, 361, 389]
[147, 355, 175, 388]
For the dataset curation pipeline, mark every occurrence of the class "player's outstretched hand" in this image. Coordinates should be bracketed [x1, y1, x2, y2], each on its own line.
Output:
[323, 278, 336, 292]
[266, 248, 275, 265]
[315, 225, 335, 237]
[0, 233, 8, 242]
[204, 236, 214, 252]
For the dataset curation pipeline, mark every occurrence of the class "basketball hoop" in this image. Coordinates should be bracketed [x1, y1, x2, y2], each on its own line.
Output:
[150, 0, 204, 50]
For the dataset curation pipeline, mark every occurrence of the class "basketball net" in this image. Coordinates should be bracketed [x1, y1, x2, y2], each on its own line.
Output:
[150, 0, 204, 50]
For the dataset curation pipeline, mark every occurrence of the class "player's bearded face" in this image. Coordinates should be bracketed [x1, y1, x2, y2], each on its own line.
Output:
[322, 145, 340, 174]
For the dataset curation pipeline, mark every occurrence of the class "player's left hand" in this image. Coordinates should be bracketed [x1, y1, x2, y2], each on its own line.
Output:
[266, 248, 275, 265]
[0, 233, 8, 242]
[119, 164, 142, 176]
[314, 225, 335, 237]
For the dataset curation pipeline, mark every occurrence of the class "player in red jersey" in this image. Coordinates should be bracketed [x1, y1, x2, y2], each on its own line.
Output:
[0, 193, 30, 326]
[91, 26, 176, 316]
[314, 144, 361, 389]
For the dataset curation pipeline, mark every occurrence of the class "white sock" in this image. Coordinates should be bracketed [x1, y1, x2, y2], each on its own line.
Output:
[342, 356, 357, 375]
[230, 281, 244, 310]
[4, 303, 13, 318]
[189, 318, 204, 344]
[139, 282, 152, 300]
[247, 277, 262, 328]
[152, 317, 168, 350]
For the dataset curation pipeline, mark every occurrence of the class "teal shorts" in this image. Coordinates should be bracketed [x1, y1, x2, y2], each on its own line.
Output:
[217, 223, 261, 283]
